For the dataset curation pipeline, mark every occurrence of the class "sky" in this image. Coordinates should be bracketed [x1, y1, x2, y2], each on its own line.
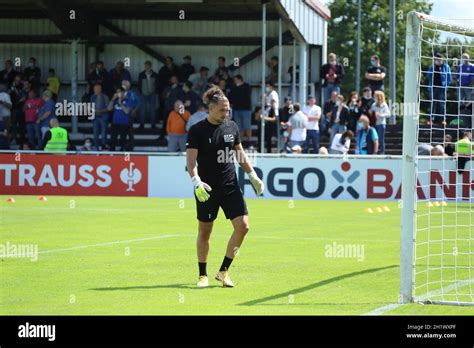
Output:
[319, 0, 474, 26]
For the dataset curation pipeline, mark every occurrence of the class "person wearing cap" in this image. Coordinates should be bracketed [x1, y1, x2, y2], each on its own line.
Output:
[425, 52, 452, 126]
[37, 90, 57, 141]
[365, 54, 386, 93]
[302, 95, 321, 154]
[179, 55, 195, 82]
[138, 60, 159, 129]
[189, 66, 210, 97]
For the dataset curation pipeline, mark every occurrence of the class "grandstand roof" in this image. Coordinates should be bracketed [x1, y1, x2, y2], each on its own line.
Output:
[0, 0, 330, 45]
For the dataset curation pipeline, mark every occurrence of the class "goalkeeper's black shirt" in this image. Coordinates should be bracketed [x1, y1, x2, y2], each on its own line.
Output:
[186, 118, 241, 189]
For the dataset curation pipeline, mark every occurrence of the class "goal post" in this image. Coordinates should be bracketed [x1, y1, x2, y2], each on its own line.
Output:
[400, 10, 421, 305]
[400, 11, 474, 306]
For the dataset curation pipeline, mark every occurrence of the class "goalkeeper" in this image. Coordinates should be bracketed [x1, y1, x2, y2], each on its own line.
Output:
[186, 85, 264, 288]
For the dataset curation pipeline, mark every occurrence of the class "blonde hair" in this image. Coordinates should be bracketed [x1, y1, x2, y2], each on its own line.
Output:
[374, 90, 386, 105]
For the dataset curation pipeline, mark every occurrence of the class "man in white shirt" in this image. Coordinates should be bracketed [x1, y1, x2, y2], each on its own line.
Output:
[282, 103, 307, 152]
[302, 95, 321, 154]
[266, 82, 279, 117]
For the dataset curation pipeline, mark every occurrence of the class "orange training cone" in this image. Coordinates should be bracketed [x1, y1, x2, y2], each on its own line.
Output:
[6, 197, 15, 203]
[39, 196, 47, 201]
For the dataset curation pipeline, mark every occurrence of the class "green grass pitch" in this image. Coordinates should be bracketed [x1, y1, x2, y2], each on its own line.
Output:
[0, 195, 473, 315]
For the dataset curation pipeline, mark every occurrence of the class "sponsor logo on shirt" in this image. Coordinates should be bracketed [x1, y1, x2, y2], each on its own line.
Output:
[223, 134, 234, 143]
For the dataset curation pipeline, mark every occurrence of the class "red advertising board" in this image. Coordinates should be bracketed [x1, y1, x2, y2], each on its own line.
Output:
[0, 154, 148, 196]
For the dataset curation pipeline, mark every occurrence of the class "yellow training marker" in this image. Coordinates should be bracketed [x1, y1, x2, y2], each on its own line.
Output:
[367, 208, 374, 214]
[441, 201, 448, 206]
[427, 202, 434, 207]
[383, 206, 391, 212]
[434, 201, 441, 207]
[376, 207, 383, 213]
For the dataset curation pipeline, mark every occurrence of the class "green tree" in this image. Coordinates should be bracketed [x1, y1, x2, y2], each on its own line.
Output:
[327, 0, 433, 104]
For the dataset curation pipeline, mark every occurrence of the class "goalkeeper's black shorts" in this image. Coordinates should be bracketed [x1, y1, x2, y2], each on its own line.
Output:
[195, 185, 248, 222]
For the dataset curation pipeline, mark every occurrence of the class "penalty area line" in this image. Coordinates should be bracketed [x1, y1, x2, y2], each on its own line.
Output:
[37, 234, 195, 255]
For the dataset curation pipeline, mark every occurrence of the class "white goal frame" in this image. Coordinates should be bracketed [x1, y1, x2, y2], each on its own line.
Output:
[400, 11, 474, 306]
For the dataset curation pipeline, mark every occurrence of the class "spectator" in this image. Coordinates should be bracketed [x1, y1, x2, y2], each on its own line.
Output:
[365, 55, 386, 93]
[23, 89, 43, 150]
[355, 115, 379, 155]
[454, 131, 473, 174]
[258, 95, 277, 154]
[302, 95, 321, 154]
[46, 69, 60, 101]
[212, 56, 229, 82]
[87, 61, 109, 96]
[0, 83, 12, 138]
[37, 90, 56, 141]
[459, 99, 472, 129]
[279, 97, 293, 150]
[444, 134, 455, 156]
[371, 90, 391, 154]
[23, 57, 41, 92]
[287, 58, 299, 98]
[347, 91, 362, 132]
[322, 91, 338, 136]
[189, 66, 210, 97]
[138, 60, 159, 129]
[42, 118, 69, 152]
[109, 61, 132, 92]
[182, 80, 199, 115]
[186, 103, 208, 132]
[329, 94, 349, 144]
[166, 100, 190, 152]
[9, 74, 26, 146]
[266, 56, 279, 84]
[158, 56, 180, 94]
[77, 137, 97, 152]
[425, 52, 452, 126]
[417, 143, 445, 156]
[0, 60, 17, 87]
[179, 55, 195, 82]
[283, 103, 308, 151]
[320, 53, 345, 102]
[360, 87, 375, 126]
[264, 82, 280, 152]
[108, 87, 134, 151]
[160, 75, 184, 138]
[229, 74, 252, 148]
[91, 84, 110, 150]
[0, 119, 10, 149]
[218, 78, 229, 96]
[330, 130, 354, 155]
[121, 80, 139, 148]
[455, 53, 474, 103]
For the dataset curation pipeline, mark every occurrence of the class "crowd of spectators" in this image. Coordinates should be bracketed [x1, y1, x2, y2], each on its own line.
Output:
[0, 51, 471, 156]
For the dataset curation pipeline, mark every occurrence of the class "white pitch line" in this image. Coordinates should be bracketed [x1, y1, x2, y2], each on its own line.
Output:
[365, 279, 474, 315]
[37, 234, 194, 255]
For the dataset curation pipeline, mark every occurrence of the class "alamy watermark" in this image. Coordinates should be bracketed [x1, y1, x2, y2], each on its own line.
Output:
[0, 242, 38, 261]
[325, 241, 365, 262]
[55, 100, 95, 120]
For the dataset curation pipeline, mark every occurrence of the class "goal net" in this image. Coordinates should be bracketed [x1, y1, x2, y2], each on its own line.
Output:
[400, 11, 474, 305]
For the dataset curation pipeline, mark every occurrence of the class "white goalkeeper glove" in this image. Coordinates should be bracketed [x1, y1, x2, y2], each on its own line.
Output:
[191, 176, 212, 202]
[248, 170, 264, 196]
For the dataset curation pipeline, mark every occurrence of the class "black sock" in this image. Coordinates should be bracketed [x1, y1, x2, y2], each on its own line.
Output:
[219, 256, 233, 272]
[198, 262, 207, 276]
